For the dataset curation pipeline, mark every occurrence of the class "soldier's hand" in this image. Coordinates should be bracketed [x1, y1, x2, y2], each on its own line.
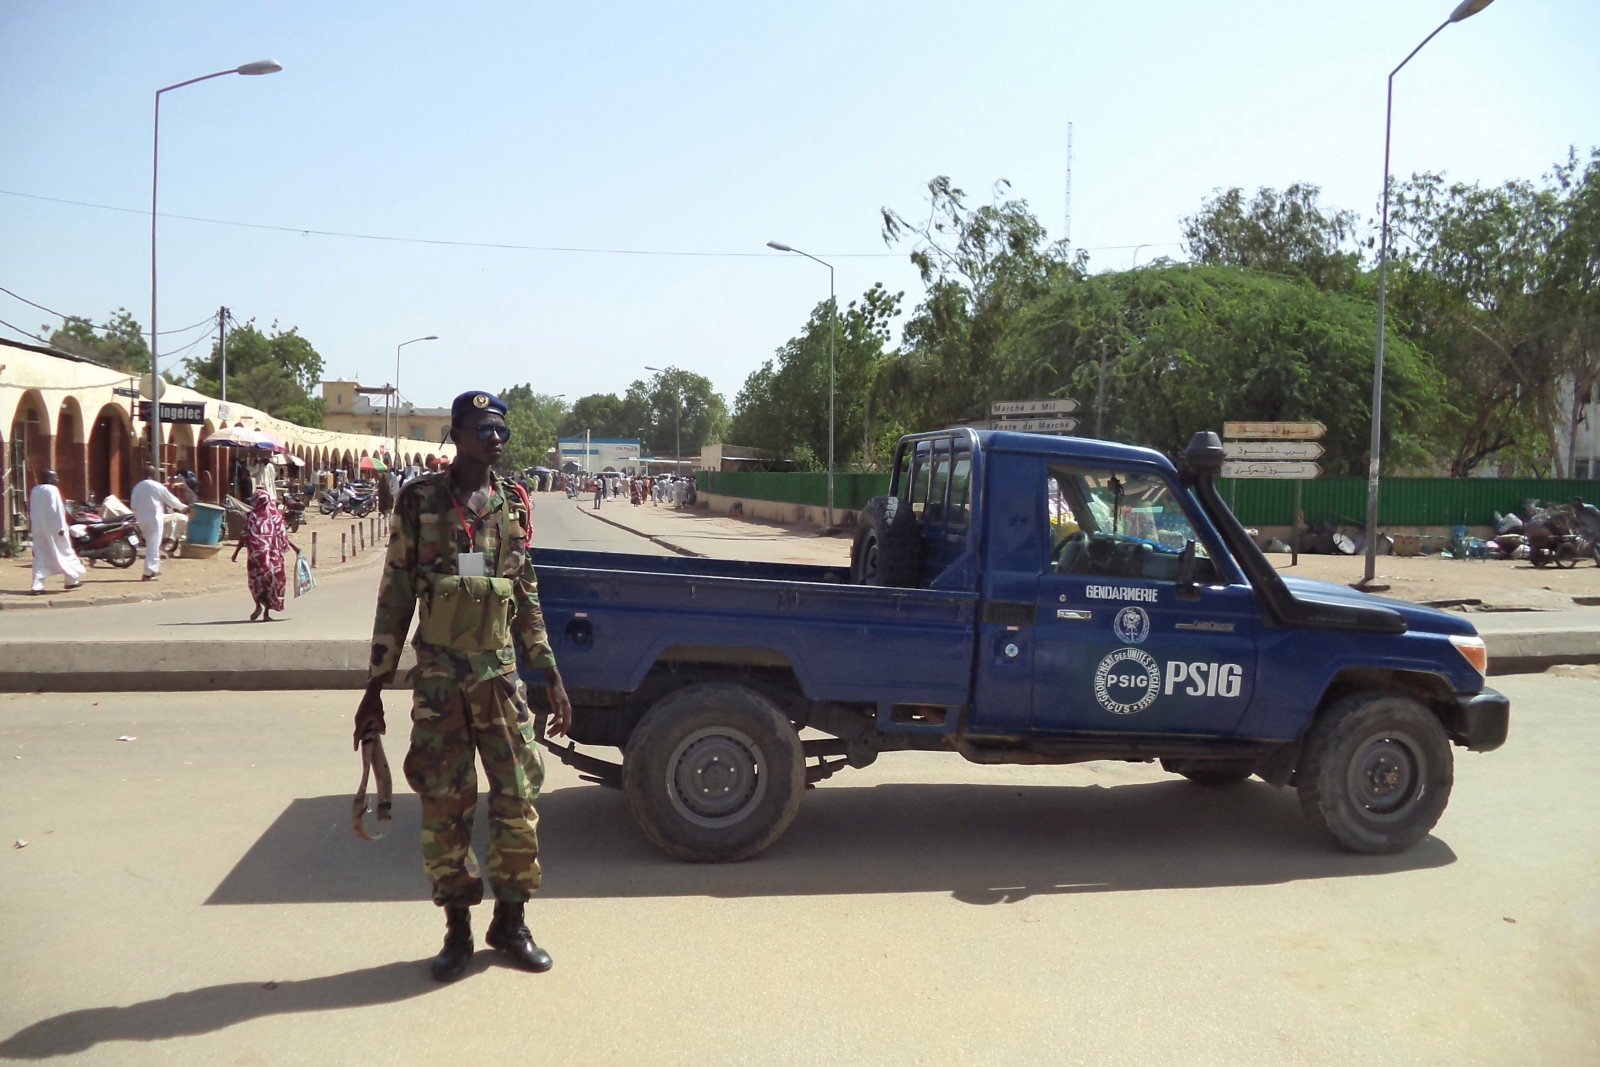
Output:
[354, 681, 386, 751]
[543, 667, 572, 738]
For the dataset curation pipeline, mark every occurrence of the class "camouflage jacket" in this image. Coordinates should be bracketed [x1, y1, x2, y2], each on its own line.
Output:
[368, 470, 557, 685]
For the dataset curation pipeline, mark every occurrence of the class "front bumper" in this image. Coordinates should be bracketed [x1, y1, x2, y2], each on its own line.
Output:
[1447, 687, 1510, 752]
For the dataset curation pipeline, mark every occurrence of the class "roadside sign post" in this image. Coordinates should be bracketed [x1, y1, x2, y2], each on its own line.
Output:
[1222, 423, 1327, 567]
[989, 399, 1080, 436]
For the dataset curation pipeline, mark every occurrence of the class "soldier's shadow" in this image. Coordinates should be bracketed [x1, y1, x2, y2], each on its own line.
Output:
[204, 777, 1456, 907]
[0, 959, 445, 1060]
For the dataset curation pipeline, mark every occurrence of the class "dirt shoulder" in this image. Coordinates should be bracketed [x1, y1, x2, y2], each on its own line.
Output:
[1268, 552, 1600, 611]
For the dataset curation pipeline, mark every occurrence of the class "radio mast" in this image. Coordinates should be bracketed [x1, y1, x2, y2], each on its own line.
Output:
[1063, 121, 1073, 251]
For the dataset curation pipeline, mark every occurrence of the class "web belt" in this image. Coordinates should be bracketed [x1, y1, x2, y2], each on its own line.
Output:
[353, 733, 393, 841]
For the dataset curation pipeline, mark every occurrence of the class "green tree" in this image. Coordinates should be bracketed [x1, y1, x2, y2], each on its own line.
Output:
[182, 320, 327, 427]
[875, 177, 1063, 432]
[625, 368, 728, 459]
[45, 309, 151, 374]
[730, 282, 903, 468]
[1387, 160, 1581, 475]
[560, 393, 640, 440]
[497, 384, 569, 470]
[1181, 183, 1363, 290]
[998, 265, 1441, 476]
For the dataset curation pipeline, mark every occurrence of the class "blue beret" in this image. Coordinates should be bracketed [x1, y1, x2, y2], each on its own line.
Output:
[450, 391, 508, 425]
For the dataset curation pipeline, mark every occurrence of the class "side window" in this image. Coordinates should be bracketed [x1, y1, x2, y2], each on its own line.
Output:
[1045, 465, 1214, 583]
[908, 443, 932, 518]
[946, 449, 972, 530]
[926, 441, 951, 526]
[894, 445, 913, 500]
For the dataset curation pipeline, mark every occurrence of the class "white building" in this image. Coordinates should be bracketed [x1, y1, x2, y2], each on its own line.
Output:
[557, 436, 641, 474]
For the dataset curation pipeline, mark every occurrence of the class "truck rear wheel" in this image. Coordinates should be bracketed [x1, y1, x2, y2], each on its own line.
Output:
[851, 495, 921, 587]
[1297, 691, 1453, 854]
[623, 682, 805, 862]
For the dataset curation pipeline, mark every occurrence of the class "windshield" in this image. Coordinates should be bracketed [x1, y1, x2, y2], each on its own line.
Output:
[1047, 465, 1217, 583]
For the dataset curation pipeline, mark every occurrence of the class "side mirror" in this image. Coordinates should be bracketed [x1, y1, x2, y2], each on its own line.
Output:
[1176, 540, 1200, 601]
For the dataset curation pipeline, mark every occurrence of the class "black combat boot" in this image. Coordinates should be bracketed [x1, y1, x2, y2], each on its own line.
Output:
[429, 904, 474, 982]
[485, 900, 553, 973]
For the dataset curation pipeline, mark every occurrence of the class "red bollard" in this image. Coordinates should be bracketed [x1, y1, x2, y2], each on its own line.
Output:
[341, 532, 347, 563]
[311, 531, 318, 569]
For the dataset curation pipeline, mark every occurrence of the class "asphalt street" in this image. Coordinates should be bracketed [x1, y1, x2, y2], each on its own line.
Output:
[0, 674, 1595, 1066]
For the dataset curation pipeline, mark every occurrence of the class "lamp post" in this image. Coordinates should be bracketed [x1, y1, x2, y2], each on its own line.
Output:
[644, 366, 683, 474]
[1360, 0, 1494, 587]
[767, 241, 836, 526]
[149, 59, 281, 473]
[393, 335, 438, 462]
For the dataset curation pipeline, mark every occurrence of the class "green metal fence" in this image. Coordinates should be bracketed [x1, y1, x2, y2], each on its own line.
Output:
[700, 469, 1595, 527]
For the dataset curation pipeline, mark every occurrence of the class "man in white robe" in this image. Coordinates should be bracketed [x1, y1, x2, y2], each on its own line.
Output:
[28, 471, 85, 593]
[130, 466, 187, 580]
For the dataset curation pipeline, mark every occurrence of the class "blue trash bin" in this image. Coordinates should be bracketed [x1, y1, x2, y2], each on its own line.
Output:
[187, 502, 224, 546]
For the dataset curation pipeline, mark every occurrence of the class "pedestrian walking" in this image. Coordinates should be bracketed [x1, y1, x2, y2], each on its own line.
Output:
[352, 390, 572, 982]
[27, 471, 84, 594]
[130, 466, 187, 581]
[592, 477, 603, 509]
[231, 488, 300, 621]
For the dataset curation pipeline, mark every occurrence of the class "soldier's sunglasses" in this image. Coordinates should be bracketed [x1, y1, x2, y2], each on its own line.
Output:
[476, 424, 511, 442]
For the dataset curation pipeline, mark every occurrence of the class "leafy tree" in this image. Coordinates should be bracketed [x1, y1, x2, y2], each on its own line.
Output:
[998, 265, 1441, 475]
[1181, 183, 1363, 290]
[182, 320, 327, 427]
[45, 309, 150, 374]
[560, 392, 640, 440]
[730, 282, 903, 468]
[497, 384, 568, 470]
[624, 368, 728, 459]
[1386, 162, 1582, 475]
[875, 177, 1064, 432]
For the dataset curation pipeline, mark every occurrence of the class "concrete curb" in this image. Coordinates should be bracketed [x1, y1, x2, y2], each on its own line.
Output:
[573, 503, 706, 557]
[1484, 629, 1600, 675]
[0, 551, 384, 612]
[0, 640, 416, 692]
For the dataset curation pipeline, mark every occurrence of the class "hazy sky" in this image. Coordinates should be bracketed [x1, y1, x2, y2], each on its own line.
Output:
[2, 0, 1596, 411]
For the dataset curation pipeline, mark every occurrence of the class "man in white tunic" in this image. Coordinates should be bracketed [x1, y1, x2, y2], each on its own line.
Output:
[130, 466, 187, 581]
[28, 471, 85, 593]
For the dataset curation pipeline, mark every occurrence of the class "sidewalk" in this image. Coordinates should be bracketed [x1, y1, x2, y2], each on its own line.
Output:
[577, 499, 851, 566]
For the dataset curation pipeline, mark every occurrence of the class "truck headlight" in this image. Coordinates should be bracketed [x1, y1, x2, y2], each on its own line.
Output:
[1449, 633, 1488, 676]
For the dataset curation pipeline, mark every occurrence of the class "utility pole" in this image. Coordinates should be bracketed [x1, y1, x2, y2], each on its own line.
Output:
[218, 306, 228, 402]
[1095, 341, 1108, 438]
[1064, 121, 1073, 250]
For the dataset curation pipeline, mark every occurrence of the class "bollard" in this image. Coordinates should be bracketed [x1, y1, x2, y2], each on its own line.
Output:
[341, 532, 347, 563]
[351, 524, 358, 555]
[359, 522, 365, 552]
[311, 531, 318, 569]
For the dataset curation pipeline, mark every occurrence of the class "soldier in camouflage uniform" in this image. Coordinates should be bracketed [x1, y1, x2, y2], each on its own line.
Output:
[354, 390, 573, 982]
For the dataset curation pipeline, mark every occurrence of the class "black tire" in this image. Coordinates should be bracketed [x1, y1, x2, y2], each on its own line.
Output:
[851, 495, 922, 587]
[353, 498, 375, 518]
[1160, 758, 1254, 786]
[107, 537, 136, 569]
[1297, 691, 1453, 854]
[319, 499, 335, 516]
[623, 682, 805, 862]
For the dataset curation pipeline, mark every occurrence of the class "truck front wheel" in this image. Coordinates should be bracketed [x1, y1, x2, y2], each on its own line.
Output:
[1297, 691, 1453, 854]
[623, 682, 805, 862]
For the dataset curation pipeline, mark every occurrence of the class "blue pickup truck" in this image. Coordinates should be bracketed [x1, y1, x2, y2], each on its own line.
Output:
[523, 429, 1509, 863]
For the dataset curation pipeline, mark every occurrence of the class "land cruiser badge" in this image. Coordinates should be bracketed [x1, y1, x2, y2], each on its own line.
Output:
[1094, 647, 1160, 715]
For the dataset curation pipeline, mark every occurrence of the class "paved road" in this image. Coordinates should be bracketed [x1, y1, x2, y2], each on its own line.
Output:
[1, 675, 1594, 1066]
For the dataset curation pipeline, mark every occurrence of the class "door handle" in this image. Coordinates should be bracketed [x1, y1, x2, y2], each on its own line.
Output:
[1055, 609, 1092, 620]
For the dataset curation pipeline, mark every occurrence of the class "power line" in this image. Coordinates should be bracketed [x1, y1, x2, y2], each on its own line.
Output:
[0, 284, 216, 337]
[0, 316, 54, 345]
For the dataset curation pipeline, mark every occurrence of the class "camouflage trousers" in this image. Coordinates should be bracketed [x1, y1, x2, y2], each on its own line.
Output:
[403, 665, 545, 907]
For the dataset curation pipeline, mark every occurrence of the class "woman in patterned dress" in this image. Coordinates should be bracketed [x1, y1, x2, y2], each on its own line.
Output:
[232, 489, 301, 621]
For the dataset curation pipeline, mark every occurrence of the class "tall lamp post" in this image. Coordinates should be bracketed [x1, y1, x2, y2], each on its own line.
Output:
[767, 241, 836, 527]
[393, 335, 438, 463]
[1360, 0, 1494, 587]
[644, 366, 682, 474]
[149, 59, 281, 472]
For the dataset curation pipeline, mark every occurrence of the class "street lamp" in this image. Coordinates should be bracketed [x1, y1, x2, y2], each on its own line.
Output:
[1360, 0, 1494, 587]
[767, 240, 837, 527]
[149, 59, 281, 472]
[393, 335, 438, 462]
[644, 366, 682, 474]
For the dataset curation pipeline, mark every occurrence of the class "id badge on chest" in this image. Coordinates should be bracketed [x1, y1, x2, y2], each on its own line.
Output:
[457, 551, 486, 577]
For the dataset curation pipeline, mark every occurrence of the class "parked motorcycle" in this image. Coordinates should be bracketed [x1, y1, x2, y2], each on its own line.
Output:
[69, 512, 140, 568]
[283, 497, 307, 533]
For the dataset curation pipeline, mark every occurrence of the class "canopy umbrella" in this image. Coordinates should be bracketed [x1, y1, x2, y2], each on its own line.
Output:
[201, 425, 283, 451]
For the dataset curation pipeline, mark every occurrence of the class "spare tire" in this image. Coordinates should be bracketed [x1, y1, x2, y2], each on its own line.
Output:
[851, 495, 922, 587]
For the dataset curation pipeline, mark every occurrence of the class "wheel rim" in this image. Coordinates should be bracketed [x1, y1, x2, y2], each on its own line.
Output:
[1346, 730, 1427, 823]
[861, 535, 879, 580]
[665, 726, 767, 828]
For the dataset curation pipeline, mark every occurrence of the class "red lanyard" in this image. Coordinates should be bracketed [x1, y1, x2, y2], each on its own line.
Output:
[446, 478, 495, 552]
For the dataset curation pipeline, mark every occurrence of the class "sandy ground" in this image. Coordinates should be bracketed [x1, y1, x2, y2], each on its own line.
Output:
[0, 675, 1595, 1066]
[1267, 552, 1600, 611]
[1, 509, 393, 604]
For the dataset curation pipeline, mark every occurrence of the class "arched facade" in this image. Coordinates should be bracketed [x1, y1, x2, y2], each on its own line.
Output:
[88, 403, 134, 504]
[54, 396, 86, 503]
